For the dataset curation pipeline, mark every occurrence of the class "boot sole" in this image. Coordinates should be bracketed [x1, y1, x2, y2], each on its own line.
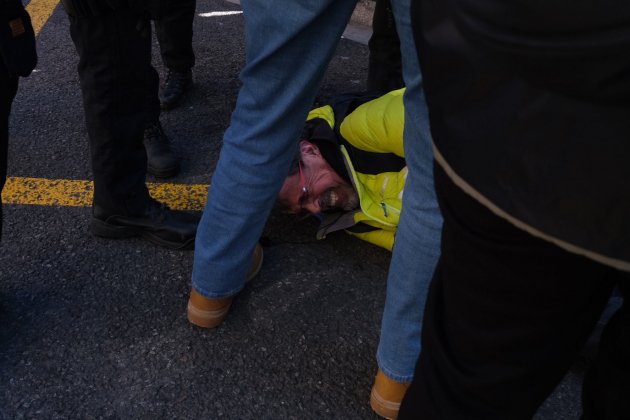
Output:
[187, 300, 232, 328]
[91, 218, 195, 250]
[370, 386, 402, 420]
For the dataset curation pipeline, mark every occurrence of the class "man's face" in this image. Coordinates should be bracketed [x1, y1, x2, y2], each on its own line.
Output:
[278, 140, 359, 215]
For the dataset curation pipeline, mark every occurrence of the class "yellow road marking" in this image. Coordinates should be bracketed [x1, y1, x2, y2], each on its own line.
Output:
[2, 177, 209, 211]
[26, 0, 60, 37]
[12, 4, 210, 212]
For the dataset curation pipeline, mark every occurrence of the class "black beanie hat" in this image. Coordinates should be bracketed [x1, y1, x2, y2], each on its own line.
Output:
[300, 118, 351, 183]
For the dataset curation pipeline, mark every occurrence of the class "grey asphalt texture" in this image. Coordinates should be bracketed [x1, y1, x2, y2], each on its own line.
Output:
[0, 1, 609, 418]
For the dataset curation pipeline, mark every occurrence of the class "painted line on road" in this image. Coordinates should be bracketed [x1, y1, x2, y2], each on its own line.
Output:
[199, 11, 243, 17]
[2, 177, 209, 211]
[10, 4, 210, 212]
[26, 0, 60, 37]
[218, 0, 371, 45]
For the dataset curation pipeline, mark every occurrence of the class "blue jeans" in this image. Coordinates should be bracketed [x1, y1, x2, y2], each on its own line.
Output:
[192, 0, 358, 297]
[376, 0, 443, 383]
[192, 0, 441, 385]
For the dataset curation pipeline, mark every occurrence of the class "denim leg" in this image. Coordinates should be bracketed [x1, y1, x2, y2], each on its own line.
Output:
[191, 0, 358, 298]
[376, 0, 443, 382]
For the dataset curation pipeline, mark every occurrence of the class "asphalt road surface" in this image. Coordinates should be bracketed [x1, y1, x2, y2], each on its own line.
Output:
[0, 1, 608, 418]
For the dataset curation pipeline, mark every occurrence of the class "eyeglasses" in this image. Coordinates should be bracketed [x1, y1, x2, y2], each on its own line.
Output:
[297, 159, 311, 214]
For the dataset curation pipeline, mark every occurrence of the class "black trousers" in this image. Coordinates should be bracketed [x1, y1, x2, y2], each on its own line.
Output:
[68, 4, 156, 215]
[154, 0, 196, 72]
[0, 62, 18, 240]
[366, 0, 402, 93]
[399, 165, 629, 420]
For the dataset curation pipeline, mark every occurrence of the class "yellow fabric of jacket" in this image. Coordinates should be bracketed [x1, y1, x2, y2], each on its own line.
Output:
[309, 88, 407, 251]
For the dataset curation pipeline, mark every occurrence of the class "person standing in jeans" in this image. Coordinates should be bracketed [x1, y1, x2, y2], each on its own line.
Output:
[187, 1, 442, 418]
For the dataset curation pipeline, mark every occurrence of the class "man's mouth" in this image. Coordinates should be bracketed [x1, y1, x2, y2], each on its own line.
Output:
[319, 189, 339, 212]
[319, 187, 358, 212]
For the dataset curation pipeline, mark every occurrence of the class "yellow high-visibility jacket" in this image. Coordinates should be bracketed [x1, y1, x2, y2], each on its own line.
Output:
[305, 88, 407, 251]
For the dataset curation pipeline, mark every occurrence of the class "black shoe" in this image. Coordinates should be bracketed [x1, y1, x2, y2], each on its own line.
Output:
[91, 201, 199, 250]
[159, 69, 192, 110]
[144, 121, 180, 178]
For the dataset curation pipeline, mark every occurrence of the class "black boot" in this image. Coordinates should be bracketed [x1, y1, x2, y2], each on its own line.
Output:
[159, 69, 192, 110]
[144, 121, 180, 178]
[91, 200, 199, 250]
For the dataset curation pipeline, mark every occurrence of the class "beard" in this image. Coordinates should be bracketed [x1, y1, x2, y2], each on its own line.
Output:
[318, 184, 359, 212]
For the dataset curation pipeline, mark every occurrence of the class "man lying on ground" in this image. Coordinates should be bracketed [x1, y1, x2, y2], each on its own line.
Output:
[190, 87, 441, 419]
[275, 87, 440, 418]
[278, 88, 408, 251]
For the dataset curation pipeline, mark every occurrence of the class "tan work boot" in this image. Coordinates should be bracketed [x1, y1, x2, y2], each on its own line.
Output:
[187, 243, 264, 328]
[370, 369, 410, 419]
